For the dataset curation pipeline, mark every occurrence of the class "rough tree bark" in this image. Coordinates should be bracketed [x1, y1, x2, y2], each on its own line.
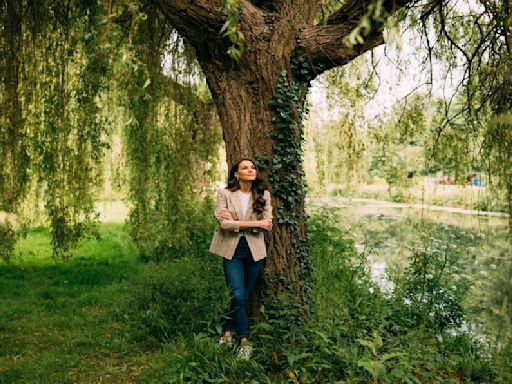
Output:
[153, 0, 410, 312]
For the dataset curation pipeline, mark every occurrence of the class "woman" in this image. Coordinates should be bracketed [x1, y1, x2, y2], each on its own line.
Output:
[209, 158, 273, 360]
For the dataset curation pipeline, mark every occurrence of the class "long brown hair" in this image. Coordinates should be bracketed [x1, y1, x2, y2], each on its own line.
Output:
[227, 158, 267, 216]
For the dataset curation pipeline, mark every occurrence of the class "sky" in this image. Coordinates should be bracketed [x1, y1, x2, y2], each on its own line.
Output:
[308, 26, 464, 122]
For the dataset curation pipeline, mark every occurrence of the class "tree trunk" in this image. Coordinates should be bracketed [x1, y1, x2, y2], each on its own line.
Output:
[198, 19, 311, 311]
[154, 0, 410, 316]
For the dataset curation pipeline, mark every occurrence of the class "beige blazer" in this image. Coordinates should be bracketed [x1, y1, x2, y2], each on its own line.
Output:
[209, 188, 272, 261]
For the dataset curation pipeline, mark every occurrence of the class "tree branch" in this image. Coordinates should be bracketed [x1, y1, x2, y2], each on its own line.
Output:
[295, 0, 414, 74]
[249, 0, 323, 18]
[152, 0, 226, 47]
[282, 0, 325, 23]
[326, 0, 411, 27]
[249, 0, 286, 12]
[298, 24, 384, 72]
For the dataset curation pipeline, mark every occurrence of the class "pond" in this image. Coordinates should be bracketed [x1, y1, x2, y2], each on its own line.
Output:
[309, 196, 512, 349]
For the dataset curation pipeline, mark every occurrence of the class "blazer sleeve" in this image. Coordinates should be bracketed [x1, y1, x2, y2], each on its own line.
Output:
[214, 189, 241, 232]
[263, 190, 273, 219]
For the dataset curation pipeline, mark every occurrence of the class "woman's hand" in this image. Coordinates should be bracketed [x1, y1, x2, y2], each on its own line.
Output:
[217, 209, 233, 220]
[259, 218, 273, 231]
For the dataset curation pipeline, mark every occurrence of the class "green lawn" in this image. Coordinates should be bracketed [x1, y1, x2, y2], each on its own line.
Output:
[0, 224, 157, 383]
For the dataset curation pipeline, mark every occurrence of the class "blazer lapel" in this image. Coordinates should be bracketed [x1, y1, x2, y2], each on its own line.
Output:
[228, 190, 244, 221]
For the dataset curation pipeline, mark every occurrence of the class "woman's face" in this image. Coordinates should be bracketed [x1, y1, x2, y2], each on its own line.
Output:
[235, 160, 257, 182]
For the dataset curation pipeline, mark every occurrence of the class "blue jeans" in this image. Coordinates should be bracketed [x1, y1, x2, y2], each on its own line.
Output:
[223, 236, 264, 339]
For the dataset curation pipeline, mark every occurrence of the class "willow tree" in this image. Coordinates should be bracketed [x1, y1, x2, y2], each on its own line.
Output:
[151, 0, 410, 307]
[0, 0, 221, 261]
[0, 0, 26, 260]
[114, 5, 222, 260]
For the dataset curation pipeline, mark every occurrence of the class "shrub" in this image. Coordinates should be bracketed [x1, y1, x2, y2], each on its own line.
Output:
[388, 224, 472, 332]
[152, 209, 501, 383]
[138, 198, 217, 262]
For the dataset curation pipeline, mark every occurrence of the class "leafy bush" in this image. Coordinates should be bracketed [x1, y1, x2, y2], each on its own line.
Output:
[308, 209, 388, 338]
[148, 210, 501, 383]
[473, 196, 508, 213]
[138, 198, 217, 262]
[388, 224, 472, 332]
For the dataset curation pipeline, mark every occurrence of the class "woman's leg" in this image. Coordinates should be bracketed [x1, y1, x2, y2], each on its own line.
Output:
[223, 237, 264, 340]
[243, 255, 264, 304]
[222, 255, 244, 336]
[222, 237, 250, 338]
[238, 251, 264, 342]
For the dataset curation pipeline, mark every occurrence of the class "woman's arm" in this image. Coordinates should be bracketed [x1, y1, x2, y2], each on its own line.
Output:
[216, 190, 273, 232]
[217, 209, 272, 231]
[214, 190, 241, 232]
[257, 190, 272, 231]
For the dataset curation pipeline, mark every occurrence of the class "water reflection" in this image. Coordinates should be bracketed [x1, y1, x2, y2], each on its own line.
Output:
[309, 196, 511, 347]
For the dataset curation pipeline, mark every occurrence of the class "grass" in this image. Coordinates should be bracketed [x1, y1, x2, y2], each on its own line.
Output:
[0, 224, 153, 383]
[1, 218, 510, 383]
[0, 223, 232, 383]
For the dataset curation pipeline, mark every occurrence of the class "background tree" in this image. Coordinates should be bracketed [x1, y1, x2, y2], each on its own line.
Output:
[1, 0, 110, 260]
[0, 0, 26, 260]
[114, 4, 222, 260]
[304, 57, 375, 195]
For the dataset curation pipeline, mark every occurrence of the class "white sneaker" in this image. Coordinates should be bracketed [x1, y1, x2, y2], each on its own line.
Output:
[236, 344, 253, 360]
[219, 334, 233, 347]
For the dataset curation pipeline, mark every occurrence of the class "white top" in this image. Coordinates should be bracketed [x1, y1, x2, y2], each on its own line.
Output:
[239, 191, 251, 218]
